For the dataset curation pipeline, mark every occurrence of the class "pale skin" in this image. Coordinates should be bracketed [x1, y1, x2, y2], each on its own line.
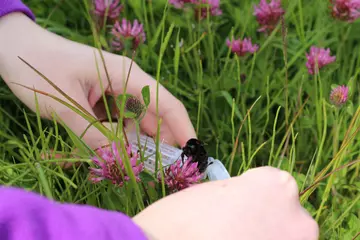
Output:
[135, 167, 319, 240]
[0, 12, 196, 150]
[0, 13, 319, 240]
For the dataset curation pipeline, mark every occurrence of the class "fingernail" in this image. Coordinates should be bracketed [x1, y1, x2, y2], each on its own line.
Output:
[279, 170, 291, 183]
[280, 171, 299, 197]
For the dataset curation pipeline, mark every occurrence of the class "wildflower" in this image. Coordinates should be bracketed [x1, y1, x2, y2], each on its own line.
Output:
[89, 142, 144, 187]
[125, 96, 145, 119]
[330, 0, 360, 22]
[159, 157, 204, 193]
[253, 0, 285, 33]
[305, 46, 336, 75]
[111, 19, 146, 51]
[226, 38, 259, 56]
[194, 0, 222, 19]
[169, 0, 194, 8]
[330, 85, 349, 106]
[93, 0, 123, 21]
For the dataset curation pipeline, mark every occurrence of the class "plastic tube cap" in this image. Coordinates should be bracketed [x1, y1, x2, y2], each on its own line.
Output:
[205, 157, 231, 181]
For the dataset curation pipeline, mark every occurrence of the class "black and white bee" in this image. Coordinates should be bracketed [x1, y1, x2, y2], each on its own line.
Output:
[181, 138, 212, 173]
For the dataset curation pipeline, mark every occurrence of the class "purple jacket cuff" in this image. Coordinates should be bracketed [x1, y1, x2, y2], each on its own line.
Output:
[0, 0, 35, 20]
[0, 187, 148, 240]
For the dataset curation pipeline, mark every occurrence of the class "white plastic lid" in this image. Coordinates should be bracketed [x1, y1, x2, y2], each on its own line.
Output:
[205, 157, 231, 181]
[127, 132, 183, 172]
[127, 132, 230, 181]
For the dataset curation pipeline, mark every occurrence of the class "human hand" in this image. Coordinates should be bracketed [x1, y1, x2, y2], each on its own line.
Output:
[0, 13, 196, 151]
[133, 166, 319, 240]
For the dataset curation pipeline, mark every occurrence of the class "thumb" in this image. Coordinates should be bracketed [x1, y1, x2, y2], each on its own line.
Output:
[101, 58, 197, 147]
[40, 96, 110, 168]
[55, 94, 111, 151]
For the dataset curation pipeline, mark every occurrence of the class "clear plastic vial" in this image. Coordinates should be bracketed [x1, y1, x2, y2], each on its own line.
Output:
[127, 132, 230, 181]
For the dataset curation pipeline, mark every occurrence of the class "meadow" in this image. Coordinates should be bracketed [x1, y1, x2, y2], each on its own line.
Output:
[0, 0, 360, 239]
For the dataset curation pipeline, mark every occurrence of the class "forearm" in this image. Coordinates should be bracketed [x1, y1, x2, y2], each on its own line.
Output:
[0, 12, 68, 110]
[0, 12, 129, 87]
[0, 6, 133, 142]
[0, 12, 95, 109]
[0, 12, 59, 95]
[0, 0, 37, 77]
[0, 12, 71, 80]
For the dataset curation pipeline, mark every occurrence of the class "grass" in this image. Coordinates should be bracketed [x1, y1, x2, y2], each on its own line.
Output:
[0, 0, 360, 239]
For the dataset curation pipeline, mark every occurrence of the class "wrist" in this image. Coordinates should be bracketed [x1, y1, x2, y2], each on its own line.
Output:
[0, 12, 63, 109]
[0, 0, 35, 20]
[0, 13, 42, 74]
[0, 12, 37, 46]
[0, 12, 68, 85]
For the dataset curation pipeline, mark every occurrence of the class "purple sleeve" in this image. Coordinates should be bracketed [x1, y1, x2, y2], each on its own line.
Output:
[0, 0, 35, 20]
[0, 186, 148, 240]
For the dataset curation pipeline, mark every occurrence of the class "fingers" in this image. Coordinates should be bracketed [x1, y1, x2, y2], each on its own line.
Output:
[124, 65, 197, 147]
[54, 91, 112, 150]
[60, 110, 109, 150]
[138, 111, 177, 146]
[39, 91, 112, 167]
[240, 167, 320, 240]
[243, 166, 300, 199]
[40, 149, 81, 169]
[88, 54, 197, 147]
[134, 166, 319, 240]
[157, 97, 197, 147]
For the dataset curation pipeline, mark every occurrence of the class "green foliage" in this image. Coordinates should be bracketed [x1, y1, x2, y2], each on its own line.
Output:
[1, 1, 359, 239]
[141, 85, 151, 108]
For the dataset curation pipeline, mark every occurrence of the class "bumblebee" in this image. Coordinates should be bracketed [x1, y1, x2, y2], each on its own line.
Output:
[181, 138, 211, 173]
